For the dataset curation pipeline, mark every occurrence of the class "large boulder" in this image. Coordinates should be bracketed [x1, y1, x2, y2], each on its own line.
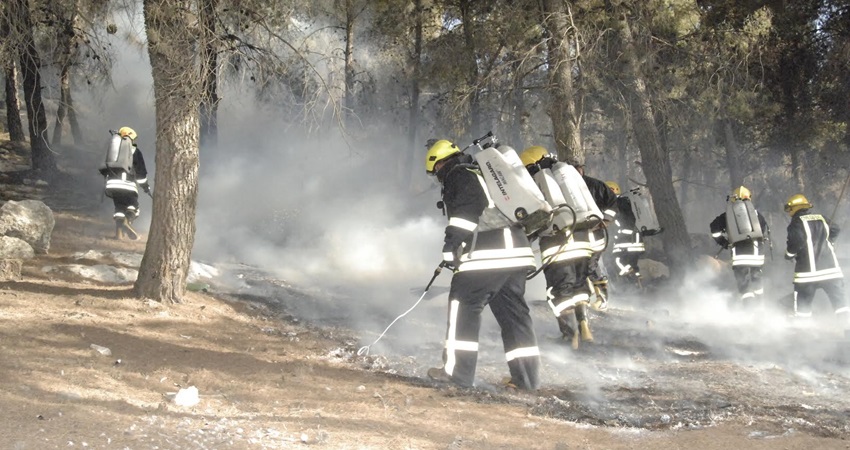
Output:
[0, 235, 35, 259]
[0, 200, 55, 254]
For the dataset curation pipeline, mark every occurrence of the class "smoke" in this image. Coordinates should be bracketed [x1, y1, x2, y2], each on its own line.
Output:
[62, 4, 850, 398]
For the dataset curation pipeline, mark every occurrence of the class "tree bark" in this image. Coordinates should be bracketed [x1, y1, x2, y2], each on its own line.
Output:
[722, 119, 744, 189]
[1, 6, 25, 143]
[9, 0, 56, 174]
[3, 63, 25, 142]
[52, 65, 70, 146]
[199, 0, 219, 148]
[402, 0, 423, 188]
[459, 0, 480, 137]
[343, 0, 355, 124]
[136, 0, 201, 303]
[610, 5, 692, 273]
[52, 0, 80, 146]
[540, 0, 583, 162]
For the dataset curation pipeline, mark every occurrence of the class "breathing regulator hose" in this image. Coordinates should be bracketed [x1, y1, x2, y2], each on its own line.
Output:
[357, 263, 446, 356]
[526, 204, 577, 280]
[527, 211, 608, 280]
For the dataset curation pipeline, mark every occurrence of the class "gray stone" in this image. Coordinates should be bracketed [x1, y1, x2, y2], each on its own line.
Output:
[0, 236, 35, 260]
[0, 200, 55, 254]
[0, 259, 22, 281]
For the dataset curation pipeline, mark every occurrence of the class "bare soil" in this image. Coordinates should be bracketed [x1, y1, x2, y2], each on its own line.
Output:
[2, 138, 850, 449]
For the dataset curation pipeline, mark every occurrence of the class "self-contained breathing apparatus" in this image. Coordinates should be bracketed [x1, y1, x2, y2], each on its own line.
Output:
[522, 150, 608, 280]
[434, 132, 554, 238]
[725, 197, 764, 245]
[625, 186, 661, 234]
[100, 130, 135, 177]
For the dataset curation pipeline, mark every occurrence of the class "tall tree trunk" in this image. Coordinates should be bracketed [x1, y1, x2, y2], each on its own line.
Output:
[610, 5, 692, 273]
[136, 0, 201, 303]
[1, 7, 25, 143]
[52, 0, 80, 146]
[680, 146, 693, 218]
[722, 119, 744, 189]
[4, 63, 25, 142]
[52, 65, 70, 146]
[68, 85, 82, 143]
[790, 147, 805, 193]
[343, 0, 355, 125]
[199, 0, 219, 148]
[10, 0, 56, 174]
[506, 52, 527, 148]
[459, 0, 480, 137]
[541, 0, 582, 162]
[402, 0, 423, 188]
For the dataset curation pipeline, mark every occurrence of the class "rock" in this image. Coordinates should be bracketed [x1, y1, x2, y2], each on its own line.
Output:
[0, 259, 22, 281]
[173, 386, 200, 407]
[0, 200, 55, 254]
[90, 344, 112, 356]
[0, 236, 35, 260]
[42, 264, 137, 284]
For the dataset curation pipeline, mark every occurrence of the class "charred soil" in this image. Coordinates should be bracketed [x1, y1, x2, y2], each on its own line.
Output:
[1, 137, 850, 449]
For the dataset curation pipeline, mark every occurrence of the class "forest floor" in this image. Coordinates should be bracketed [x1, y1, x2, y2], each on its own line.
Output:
[1, 135, 850, 449]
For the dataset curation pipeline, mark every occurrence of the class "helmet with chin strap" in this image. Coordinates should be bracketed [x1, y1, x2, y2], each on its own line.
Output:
[118, 126, 137, 140]
[784, 194, 812, 216]
[425, 140, 460, 175]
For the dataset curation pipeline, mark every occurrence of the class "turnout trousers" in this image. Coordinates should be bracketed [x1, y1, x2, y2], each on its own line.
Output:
[732, 265, 764, 307]
[793, 278, 848, 317]
[443, 268, 540, 390]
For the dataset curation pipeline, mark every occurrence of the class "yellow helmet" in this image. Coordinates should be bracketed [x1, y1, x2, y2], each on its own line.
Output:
[118, 126, 137, 140]
[425, 139, 460, 174]
[606, 181, 621, 195]
[730, 186, 751, 201]
[520, 146, 550, 166]
[784, 194, 812, 216]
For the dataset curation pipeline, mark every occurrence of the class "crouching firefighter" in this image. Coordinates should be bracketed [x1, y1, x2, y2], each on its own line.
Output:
[424, 139, 541, 391]
[783, 194, 847, 321]
[520, 146, 613, 349]
[709, 186, 769, 310]
[99, 127, 152, 240]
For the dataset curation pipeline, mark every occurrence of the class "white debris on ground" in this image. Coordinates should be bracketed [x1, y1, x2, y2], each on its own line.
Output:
[42, 250, 220, 285]
[173, 386, 200, 407]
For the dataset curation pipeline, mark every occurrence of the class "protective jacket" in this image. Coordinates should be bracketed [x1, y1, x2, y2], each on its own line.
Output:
[785, 208, 843, 283]
[710, 211, 769, 267]
[102, 146, 149, 195]
[612, 196, 645, 254]
[438, 155, 536, 273]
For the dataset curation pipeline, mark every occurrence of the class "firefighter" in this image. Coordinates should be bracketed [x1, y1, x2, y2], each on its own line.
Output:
[783, 194, 847, 321]
[99, 127, 151, 240]
[709, 186, 769, 310]
[606, 181, 646, 291]
[571, 160, 618, 312]
[520, 147, 616, 349]
[424, 139, 541, 391]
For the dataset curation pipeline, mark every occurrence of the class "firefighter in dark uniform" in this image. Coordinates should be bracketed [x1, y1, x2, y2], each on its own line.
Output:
[606, 181, 646, 291]
[783, 194, 847, 321]
[424, 139, 541, 391]
[709, 186, 769, 309]
[519, 147, 616, 349]
[99, 126, 151, 240]
[573, 161, 618, 311]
